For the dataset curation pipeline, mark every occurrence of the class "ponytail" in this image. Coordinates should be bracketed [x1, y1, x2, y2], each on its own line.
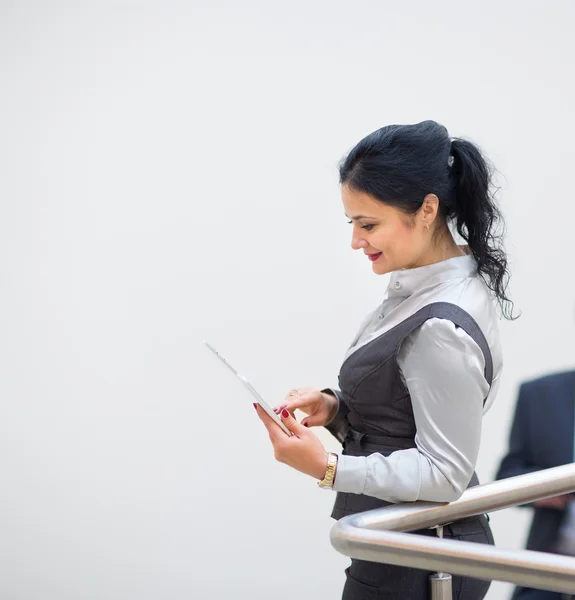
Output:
[450, 139, 514, 319]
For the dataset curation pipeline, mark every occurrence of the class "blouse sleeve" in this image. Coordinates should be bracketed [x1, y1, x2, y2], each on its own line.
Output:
[332, 318, 490, 503]
[322, 388, 351, 444]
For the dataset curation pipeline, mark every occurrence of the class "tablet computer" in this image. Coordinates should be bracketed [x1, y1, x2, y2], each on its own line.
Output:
[203, 341, 292, 436]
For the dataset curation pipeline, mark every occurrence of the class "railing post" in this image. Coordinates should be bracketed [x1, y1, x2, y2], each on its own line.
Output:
[429, 572, 453, 599]
[429, 525, 452, 600]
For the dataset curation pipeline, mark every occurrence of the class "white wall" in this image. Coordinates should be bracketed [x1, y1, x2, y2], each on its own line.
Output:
[1, 1, 574, 598]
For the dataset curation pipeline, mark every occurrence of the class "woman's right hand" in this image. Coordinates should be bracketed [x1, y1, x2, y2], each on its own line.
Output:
[274, 387, 338, 428]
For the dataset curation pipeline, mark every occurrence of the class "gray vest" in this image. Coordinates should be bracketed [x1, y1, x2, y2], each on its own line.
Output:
[328, 302, 494, 520]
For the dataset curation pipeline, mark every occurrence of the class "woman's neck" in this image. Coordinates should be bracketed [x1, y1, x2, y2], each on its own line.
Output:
[412, 232, 466, 269]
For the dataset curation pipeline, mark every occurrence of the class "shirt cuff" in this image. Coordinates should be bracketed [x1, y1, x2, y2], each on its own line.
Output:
[332, 454, 368, 494]
[322, 388, 350, 444]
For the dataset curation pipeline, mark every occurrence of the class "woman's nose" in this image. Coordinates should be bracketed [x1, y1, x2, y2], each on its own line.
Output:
[351, 231, 368, 250]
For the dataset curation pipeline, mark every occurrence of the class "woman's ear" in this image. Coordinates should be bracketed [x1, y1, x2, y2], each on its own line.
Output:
[419, 194, 440, 225]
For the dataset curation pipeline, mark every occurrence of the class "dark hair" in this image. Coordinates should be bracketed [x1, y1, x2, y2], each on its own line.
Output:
[339, 120, 515, 319]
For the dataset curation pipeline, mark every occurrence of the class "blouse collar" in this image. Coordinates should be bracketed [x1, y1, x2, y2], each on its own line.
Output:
[387, 253, 477, 298]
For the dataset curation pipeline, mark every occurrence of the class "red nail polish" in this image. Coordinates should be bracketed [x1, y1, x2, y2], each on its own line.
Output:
[253, 403, 258, 410]
[303, 422, 309, 427]
[281, 409, 289, 418]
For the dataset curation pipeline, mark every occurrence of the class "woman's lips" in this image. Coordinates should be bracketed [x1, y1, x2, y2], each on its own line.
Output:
[367, 252, 382, 262]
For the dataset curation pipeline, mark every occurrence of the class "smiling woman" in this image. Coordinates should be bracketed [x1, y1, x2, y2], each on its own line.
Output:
[254, 120, 513, 600]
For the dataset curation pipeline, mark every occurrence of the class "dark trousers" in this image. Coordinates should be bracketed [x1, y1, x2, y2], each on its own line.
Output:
[342, 515, 494, 599]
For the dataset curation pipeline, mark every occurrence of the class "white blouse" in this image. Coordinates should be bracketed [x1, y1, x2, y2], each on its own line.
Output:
[331, 253, 503, 503]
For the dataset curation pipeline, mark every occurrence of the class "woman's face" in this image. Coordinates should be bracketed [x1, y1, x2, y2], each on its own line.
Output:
[341, 184, 432, 275]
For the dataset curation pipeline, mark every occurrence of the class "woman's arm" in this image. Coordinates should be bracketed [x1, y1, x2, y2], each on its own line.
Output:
[332, 318, 491, 503]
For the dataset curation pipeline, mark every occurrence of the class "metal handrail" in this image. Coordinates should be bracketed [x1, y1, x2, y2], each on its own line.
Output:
[330, 463, 575, 595]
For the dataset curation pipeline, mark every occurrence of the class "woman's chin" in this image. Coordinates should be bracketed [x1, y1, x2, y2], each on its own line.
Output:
[372, 261, 390, 275]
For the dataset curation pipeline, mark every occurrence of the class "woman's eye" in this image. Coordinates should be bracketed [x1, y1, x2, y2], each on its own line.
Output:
[347, 220, 375, 231]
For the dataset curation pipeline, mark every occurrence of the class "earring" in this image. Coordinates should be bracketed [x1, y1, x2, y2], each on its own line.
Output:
[425, 222, 430, 231]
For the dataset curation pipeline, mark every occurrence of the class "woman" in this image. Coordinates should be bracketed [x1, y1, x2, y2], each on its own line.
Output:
[255, 120, 511, 599]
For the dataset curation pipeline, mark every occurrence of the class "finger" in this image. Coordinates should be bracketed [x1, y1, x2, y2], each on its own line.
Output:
[280, 395, 315, 413]
[281, 388, 304, 404]
[254, 403, 282, 441]
[300, 414, 325, 428]
[280, 408, 307, 437]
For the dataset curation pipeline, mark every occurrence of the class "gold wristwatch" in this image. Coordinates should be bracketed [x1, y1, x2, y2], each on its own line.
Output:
[318, 452, 338, 489]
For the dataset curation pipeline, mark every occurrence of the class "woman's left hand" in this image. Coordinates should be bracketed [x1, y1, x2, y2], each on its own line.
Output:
[254, 404, 328, 480]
